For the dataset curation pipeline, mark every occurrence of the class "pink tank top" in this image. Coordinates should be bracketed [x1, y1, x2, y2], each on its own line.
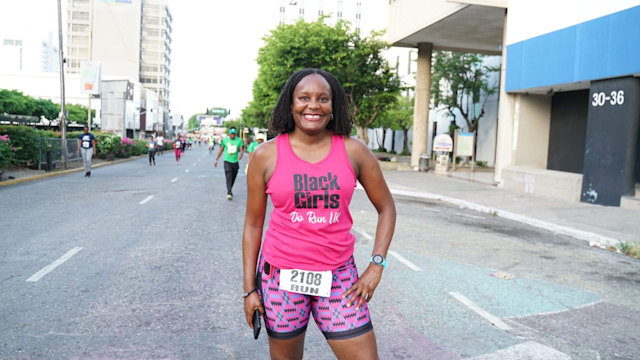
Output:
[262, 133, 357, 271]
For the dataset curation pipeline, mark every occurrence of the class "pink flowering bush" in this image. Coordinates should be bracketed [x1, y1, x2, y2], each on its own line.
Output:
[0, 134, 18, 175]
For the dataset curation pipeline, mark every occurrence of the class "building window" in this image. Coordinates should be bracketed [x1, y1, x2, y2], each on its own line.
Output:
[72, 24, 89, 32]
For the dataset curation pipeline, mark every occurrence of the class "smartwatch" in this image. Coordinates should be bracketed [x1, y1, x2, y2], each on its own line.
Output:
[370, 254, 387, 269]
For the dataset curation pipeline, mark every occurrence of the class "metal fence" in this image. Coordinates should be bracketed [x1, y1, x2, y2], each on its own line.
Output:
[38, 138, 82, 171]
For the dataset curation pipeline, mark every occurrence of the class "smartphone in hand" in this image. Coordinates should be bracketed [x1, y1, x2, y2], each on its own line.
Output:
[252, 309, 261, 339]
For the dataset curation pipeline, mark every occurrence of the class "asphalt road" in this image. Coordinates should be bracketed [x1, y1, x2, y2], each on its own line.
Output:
[1, 145, 639, 359]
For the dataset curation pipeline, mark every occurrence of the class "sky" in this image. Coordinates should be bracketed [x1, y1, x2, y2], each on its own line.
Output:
[0, 0, 399, 119]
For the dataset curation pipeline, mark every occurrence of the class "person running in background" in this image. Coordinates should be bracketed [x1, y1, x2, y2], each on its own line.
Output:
[245, 132, 266, 174]
[147, 136, 157, 166]
[173, 135, 182, 164]
[179, 133, 186, 157]
[75, 125, 96, 177]
[208, 136, 216, 154]
[242, 68, 395, 359]
[214, 127, 244, 200]
[156, 134, 164, 155]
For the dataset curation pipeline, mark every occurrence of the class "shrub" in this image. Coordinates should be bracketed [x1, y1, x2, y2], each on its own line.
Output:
[132, 139, 147, 156]
[0, 125, 57, 168]
[95, 133, 120, 160]
[0, 134, 18, 172]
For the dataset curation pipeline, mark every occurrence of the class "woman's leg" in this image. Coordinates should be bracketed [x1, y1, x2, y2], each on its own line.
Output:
[327, 330, 378, 360]
[268, 331, 307, 360]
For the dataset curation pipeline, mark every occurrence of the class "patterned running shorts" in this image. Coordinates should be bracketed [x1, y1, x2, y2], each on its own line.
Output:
[257, 255, 373, 340]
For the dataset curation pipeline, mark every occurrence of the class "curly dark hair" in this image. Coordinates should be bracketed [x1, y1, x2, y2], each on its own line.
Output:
[268, 68, 353, 136]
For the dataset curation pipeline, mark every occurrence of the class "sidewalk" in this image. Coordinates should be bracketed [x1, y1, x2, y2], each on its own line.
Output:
[381, 167, 640, 247]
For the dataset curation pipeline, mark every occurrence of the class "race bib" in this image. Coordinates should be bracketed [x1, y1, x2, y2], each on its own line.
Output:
[227, 144, 237, 154]
[82, 141, 90, 149]
[279, 269, 332, 297]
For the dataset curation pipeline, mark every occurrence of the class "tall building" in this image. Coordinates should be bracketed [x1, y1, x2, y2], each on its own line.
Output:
[66, 0, 172, 128]
[279, 0, 362, 29]
[0, 38, 23, 72]
[41, 33, 60, 73]
[139, 0, 172, 122]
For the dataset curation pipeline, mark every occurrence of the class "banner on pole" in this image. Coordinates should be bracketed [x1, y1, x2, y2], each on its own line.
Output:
[80, 61, 101, 95]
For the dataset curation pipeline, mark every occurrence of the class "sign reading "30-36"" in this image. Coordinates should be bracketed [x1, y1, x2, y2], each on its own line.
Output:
[591, 90, 625, 107]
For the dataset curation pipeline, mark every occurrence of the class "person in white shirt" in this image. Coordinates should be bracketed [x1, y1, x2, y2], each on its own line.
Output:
[156, 134, 165, 155]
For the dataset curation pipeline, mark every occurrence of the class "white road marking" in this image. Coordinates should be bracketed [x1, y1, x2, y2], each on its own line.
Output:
[352, 226, 373, 240]
[26, 247, 84, 282]
[185, 169, 190, 173]
[170, 177, 178, 183]
[388, 250, 422, 271]
[138, 195, 154, 205]
[455, 212, 483, 219]
[449, 291, 512, 331]
[505, 300, 603, 319]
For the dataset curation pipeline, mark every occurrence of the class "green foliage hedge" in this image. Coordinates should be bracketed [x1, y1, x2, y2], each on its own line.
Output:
[0, 125, 144, 168]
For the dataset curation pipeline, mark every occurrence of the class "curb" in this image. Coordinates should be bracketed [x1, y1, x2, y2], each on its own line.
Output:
[376, 187, 621, 248]
[0, 155, 146, 187]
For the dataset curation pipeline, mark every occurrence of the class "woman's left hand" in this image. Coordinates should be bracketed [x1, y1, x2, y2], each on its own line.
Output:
[342, 264, 384, 309]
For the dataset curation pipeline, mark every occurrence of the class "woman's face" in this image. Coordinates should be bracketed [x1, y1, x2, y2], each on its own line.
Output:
[291, 74, 333, 135]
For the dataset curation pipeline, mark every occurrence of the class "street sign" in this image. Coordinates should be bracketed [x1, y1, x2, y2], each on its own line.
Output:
[433, 134, 453, 152]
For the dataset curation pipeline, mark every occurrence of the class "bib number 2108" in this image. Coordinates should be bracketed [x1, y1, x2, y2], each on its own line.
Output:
[280, 269, 332, 297]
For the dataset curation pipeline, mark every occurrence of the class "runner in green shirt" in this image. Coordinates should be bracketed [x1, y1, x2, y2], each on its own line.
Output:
[214, 127, 244, 200]
[245, 133, 266, 173]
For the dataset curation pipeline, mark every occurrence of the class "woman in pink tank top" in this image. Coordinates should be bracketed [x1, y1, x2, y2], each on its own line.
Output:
[242, 68, 396, 359]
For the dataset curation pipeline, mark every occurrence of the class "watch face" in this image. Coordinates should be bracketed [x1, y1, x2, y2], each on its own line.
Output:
[372, 254, 384, 264]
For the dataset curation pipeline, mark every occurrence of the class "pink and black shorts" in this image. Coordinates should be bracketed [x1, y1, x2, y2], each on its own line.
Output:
[256, 255, 373, 340]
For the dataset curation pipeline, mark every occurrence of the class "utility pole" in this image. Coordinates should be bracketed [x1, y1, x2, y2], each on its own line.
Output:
[57, 0, 68, 169]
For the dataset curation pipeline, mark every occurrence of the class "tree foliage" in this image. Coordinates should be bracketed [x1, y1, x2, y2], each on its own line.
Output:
[376, 94, 413, 154]
[0, 89, 93, 123]
[430, 51, 499, 132]
[243, 19, 401, 143]
[66, 103, 95, 124]
[187, 114, 199, 131]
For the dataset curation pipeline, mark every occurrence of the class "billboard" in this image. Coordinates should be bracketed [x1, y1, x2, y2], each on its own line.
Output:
[197, 115, 222, 126]
[79, 61, 101, 95]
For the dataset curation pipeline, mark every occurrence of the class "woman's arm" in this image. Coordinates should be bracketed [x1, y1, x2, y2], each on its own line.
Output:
[241, 142, 274, 327]
[343, 137, 396, 309]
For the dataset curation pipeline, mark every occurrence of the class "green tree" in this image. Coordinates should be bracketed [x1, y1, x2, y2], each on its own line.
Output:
[430, 51, 499, 133]
[32, 98, 59, 120]
[376, 94, 413, 155]
[0, 89, 35, 115]
[66, 103, 94, 124]
[245, 19, 400, 144]
[187, 114, 199, 131]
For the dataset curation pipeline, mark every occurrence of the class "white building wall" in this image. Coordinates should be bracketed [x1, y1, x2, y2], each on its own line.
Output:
[506, 0, 640, 45]
[0, 39, 23, 72]
[92, 0, 142, 80]
[41, 32, 59, 73]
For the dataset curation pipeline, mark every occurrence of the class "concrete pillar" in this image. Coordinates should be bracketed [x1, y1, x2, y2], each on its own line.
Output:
[411, 42, 433, 169]
[494, 10, 516, 184]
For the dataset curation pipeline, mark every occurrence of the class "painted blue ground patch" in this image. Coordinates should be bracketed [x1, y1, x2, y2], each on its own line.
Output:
[354, 249, 601, 358]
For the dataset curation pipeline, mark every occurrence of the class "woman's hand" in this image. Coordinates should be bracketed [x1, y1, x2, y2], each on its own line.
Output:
[342, 264, 383, 309]
[243, 292, 264, 328]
